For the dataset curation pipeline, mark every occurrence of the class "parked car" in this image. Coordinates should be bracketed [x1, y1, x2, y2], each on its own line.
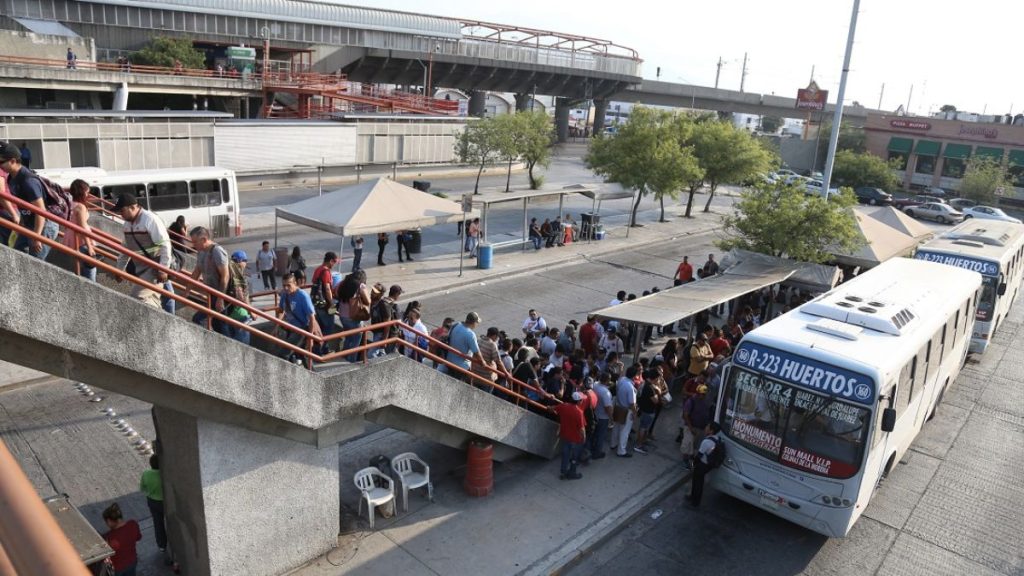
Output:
[904, 202, 964, 224]
[922, 186, 947, 197]
[892, 194, 948, 210]
[948, 198, 978, 211]
[962, 206, 1023, 223]
[805, 179, 839, 198]
[854, 187, 893, 205]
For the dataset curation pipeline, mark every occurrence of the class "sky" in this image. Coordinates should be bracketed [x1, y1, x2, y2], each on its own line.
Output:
[350, 0, 1020, 117]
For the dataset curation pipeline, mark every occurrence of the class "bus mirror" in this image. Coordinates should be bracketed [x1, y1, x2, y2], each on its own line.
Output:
[998, 282, 1007, 296]
[880, 408, 897, 433]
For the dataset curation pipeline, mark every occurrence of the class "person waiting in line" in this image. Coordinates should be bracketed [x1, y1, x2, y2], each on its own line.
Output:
[101, 503, 141, 576]
[276, 272, 321, 365]
[62, 179, 97, 281]
[396, 229, 413, 262]
[167, 215, 188, 252]
[376, 232, 389, 266]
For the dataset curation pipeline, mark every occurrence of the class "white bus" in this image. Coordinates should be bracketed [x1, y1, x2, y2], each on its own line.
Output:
[711, 257, 982, 538]
[38, 166, 241, 238]
[914, 219, 1024, 353]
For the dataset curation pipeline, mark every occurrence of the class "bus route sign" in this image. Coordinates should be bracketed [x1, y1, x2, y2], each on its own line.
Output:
[914, 251, 999, 276]
[734, 342, 875, 406]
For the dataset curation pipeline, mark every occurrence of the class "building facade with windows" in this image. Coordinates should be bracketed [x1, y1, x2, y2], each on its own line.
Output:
[864, 113, 1024, 198]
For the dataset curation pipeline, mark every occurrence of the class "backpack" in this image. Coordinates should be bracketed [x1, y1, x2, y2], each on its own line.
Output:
[707, 436, 726, 469]
[35, 173, 73, 220]
[371, 297, 393, 325]
[310, 266, 331, 309]
[226, 261, 251, 320]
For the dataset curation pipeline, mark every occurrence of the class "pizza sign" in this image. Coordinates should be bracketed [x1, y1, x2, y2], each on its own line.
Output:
[796, 81, 828, 111]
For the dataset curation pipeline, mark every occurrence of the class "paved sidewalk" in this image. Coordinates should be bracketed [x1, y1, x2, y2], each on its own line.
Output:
[315, 204, 725, 302]
[292, 396, 692, 576]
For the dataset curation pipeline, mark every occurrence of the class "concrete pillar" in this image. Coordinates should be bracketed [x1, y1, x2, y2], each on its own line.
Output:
[514, 92, 531, 112]
[468, 90, 487, 117]
[555, 97, 571, 143]
[156, 407, 339, 576]
[593, 98, 608, 137]
[112, 82, 129, 111]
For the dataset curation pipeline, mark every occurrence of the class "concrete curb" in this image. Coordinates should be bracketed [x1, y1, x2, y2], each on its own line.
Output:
[522, 467, 692, 576]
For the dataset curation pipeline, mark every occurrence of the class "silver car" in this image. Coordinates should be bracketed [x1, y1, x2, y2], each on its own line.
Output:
[904, 202, 964, 224]
[962, 206, 1023, 224]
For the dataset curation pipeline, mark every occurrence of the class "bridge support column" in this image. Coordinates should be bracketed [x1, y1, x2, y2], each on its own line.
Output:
[593, 98, 608, 136]
[555, 97, 571, 143]
[514, 92, 531, 112]
[112, 82, 129, 111]
[156, 407, 339, 576]
[468, 90, 487, 117]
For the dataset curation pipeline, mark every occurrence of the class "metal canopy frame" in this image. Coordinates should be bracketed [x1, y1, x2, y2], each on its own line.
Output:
[470, 188, 585, 248]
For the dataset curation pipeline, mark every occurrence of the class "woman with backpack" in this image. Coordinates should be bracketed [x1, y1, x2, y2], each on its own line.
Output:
[336, 270, 370, 362]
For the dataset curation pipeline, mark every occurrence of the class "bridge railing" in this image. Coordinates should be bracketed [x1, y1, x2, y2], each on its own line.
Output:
[3, 192, 560, 414]
[0, 54, 259, 84]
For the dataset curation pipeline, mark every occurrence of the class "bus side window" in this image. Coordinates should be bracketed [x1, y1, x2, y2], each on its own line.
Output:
[931, 332, 943, 366]
[106, 184, 144, 208]
[189, 179, 223, 208]
[953, 311, 959, 346]
[945, 318, 955, 355]
[221, 179, 230, 204]
[895, 360, 913, 417]
[148, 181, 189, 212]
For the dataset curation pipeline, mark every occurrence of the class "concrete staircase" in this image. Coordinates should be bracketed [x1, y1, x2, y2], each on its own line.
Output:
[0, 246, 557, 576]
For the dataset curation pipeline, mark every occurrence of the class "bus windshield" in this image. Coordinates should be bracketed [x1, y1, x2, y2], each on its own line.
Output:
[721, 367, 870, 479]
[977, 276, 997, 322]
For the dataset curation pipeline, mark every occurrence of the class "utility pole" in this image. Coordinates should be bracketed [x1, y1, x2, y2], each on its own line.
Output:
[714, 57, 723, 89]
[739, 52, 748, 93]
[809, 65, 815, 82]
[821, 0, 861, 200]
[906, 85, 914, 114]
[878, 83, 885, 110]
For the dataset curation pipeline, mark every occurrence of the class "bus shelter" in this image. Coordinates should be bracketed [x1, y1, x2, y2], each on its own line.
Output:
[591, 259, 804, 362]
[561, 184, 637, 241]
[470, 188, 584, 251]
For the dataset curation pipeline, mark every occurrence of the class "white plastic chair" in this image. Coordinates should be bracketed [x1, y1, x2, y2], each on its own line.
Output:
[392, 452, 434, 512]
[353, 466, 395, 529]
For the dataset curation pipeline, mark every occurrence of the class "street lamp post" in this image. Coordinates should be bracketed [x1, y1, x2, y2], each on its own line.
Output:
[426, 43, 440, 98]
[822, 0, 862, 200]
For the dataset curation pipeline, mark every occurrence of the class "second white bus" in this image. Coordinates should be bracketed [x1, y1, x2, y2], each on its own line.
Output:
[711, 257, 982, 538]
[38, 166, 241, 238]
[914, 219, 1024, 353]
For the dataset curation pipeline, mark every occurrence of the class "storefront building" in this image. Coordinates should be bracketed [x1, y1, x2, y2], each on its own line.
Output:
[864, 114, 1024, 199]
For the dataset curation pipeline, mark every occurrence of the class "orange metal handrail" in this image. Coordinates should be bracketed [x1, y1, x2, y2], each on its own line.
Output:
[3, 196, 560, 411]
[0, 439, 91, 576]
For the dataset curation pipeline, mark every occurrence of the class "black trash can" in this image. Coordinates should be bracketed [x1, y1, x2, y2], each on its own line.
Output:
[581, 212, 601, 240]
[412, 180, 431, 192]
[407, 229, 422, 254]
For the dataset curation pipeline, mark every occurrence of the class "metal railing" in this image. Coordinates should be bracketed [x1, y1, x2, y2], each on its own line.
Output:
[2, 193, 560, 413]
[0, 54, 260, 85]
[0, 439, 92, 576]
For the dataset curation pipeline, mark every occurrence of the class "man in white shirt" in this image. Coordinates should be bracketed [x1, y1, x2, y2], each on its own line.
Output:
[522, 309, 547, 337]
[256, 240, 277, 290]
[590, 373, 614, 459]
[610, 367, 638, 457]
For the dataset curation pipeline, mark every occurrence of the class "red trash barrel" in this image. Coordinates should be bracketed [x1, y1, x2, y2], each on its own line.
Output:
[464, 439, 494, 497]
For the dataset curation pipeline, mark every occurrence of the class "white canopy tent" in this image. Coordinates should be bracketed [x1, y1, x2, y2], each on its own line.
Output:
[274, 178, 475, 261]
[831, 209, 921, 269]
[859, 205, 934, 241]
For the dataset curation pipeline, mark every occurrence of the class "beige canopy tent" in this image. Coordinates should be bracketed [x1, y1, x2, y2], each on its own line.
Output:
[720, 249, 841, 293]
[831, 209, 921, 269]
[274, 178, 474, 259]
[592, 258, 803, 328]
[859, 205, 934, 241]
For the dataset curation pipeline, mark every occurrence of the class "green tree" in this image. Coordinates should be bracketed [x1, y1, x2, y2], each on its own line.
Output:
[133, 36, 206, 69]
[939, 104, 958, 113]
[759, 115, 783, 134]
[653, 114, 703, 222]
[491, 113, 523, 192]
[815, 120, 865, 166]
[717, 181, 862, 263]
[454, 119, 501, 194]
[831, 150, 899, 191]
[959, 157, 1012, 205]
[586, 107, 701, 227]
[693, 120, 773, 213]
[514, 110, 556, 190]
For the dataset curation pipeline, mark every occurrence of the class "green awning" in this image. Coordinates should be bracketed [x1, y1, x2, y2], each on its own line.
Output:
[1008, 149, 1024, 167]
[887, 137, 913, 153]
[943, 143, 972, 160]
[914, 140, 941, 156]
[975, 147, 1004, 162]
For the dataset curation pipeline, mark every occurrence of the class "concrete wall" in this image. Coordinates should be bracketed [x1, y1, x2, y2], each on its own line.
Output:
[779, 137, 819, 173]
[0, 29, 95, 62]
[214, 123, 358, 172]
[355, 121, 465, 164]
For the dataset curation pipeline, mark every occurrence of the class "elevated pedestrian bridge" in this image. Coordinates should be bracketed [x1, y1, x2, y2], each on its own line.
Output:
[0, 195, 558, 576]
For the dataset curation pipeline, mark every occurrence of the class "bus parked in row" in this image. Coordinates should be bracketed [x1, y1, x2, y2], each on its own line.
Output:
[38, 166, 241, 238]
[711, 257, 982, 538]
[913, 219, 1024, 353]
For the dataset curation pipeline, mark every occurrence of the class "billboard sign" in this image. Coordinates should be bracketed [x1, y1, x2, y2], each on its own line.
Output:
[796, 81, 828, 111]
